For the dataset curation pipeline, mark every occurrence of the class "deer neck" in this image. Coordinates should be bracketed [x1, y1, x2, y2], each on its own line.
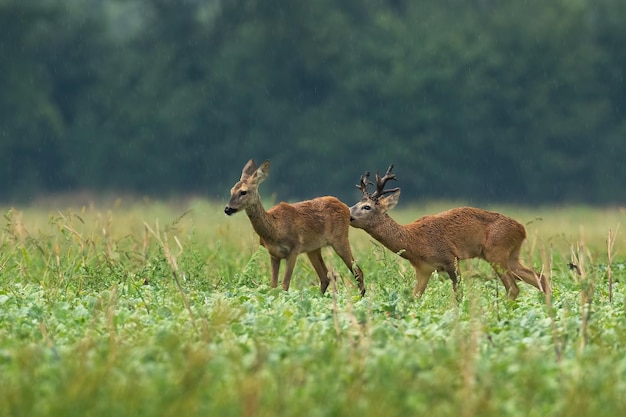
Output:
[244, 197, 276, 240]
[366, 215, 412, 256]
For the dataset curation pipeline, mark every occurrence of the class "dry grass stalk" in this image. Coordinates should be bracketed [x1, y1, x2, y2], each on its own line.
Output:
[144, 220, 198, 334]
[570, 242, 592, 352]
[607, 225, 619, 303]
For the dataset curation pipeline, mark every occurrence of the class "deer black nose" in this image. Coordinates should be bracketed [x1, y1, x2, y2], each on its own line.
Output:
[224, 206, 237, 216]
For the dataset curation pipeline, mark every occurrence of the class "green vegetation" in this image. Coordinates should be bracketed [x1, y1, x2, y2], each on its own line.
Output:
[2, 0, 626, 204]
[2, 200, 626, 416]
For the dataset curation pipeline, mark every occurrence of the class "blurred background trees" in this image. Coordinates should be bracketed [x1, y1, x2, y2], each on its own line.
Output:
[1, 0, 625, 205]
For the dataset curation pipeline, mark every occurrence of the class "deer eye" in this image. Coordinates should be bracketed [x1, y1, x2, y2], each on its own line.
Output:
[363, 205, 371, 211]
[240, 190, 248, 196]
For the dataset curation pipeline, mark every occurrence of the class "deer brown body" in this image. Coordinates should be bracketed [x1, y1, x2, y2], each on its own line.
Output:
[349, 165, 549, 299]
[225, 159, 365, 296]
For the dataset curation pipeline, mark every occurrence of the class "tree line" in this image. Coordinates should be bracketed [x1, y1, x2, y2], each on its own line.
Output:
[1, 0, 625, 205]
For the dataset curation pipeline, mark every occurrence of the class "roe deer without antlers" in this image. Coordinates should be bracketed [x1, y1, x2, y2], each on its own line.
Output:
[224, 159, 365, 296]
[349, 165, 549, 299]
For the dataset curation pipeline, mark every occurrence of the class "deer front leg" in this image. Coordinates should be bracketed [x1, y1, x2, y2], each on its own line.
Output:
[413, 264, 436, 296]
[281, 253, 299, 291]
[270, 256, 281, 288]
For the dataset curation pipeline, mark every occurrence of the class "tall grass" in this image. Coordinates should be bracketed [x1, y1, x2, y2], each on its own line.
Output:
[1, 198, 626, 417]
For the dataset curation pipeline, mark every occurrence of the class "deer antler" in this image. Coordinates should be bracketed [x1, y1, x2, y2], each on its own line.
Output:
[356, 171, 372, 196]
[371, 164, 399, 200]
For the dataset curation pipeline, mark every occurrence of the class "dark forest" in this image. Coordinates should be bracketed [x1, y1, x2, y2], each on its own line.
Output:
[2, 0, 625, 205]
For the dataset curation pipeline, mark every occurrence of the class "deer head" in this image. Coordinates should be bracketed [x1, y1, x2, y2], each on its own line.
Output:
[224, 159, 270, 215]
[350, 164, 401, 229]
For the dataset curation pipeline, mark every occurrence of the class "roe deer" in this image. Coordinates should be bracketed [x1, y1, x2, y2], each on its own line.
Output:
[224, 159, 365, 296]
[349, 165, 549, 299]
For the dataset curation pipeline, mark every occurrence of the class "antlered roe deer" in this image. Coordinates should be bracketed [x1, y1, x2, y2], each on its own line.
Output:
[349, 165, 549, 299]
[224, 159, 365, 296]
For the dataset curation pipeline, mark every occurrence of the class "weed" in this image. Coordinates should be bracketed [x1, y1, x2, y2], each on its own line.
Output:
[1, 201, 626, 417]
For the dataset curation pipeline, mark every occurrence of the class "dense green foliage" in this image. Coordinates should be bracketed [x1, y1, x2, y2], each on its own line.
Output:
[1, 201, 626, 416]
[1, 0, 626, 204]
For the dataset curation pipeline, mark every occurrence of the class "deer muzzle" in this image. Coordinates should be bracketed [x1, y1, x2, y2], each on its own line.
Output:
[224, 206, 238, 216]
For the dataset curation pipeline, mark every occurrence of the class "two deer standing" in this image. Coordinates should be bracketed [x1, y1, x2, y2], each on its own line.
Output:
[225, 159, 549, 299]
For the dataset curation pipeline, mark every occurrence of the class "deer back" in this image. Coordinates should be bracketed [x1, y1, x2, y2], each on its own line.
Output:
[403, 207, 526, 261]
[265, 196, 351, 253]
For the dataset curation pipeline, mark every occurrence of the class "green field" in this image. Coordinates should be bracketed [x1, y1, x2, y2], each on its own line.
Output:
[1, 199, 626, 417]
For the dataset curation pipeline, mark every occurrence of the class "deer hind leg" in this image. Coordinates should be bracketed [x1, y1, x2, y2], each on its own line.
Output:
[508, 248, 551, 295]
[483, 236, 527, 299]
[444, 268, 460, 295]
[483, 250, 520, 299]
[501, 270, 521, 299]
[443, 259, 460, 292]
[307, 249, 330, 294]
[281, 253, 299, 291]
[332, 242, 366, 297]
[486, 260, 520, 299]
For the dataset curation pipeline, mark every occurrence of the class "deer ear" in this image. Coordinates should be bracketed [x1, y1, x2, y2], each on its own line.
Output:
[241, 159, 258, 179]
[253, 160, 270, 184]
[379, 189, 400, 212]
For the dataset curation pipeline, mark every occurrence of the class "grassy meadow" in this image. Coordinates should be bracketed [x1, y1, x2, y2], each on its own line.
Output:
[1, 197, 626, 417]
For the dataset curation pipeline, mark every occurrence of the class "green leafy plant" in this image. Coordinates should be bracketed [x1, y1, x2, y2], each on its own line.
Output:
[1, 201, 626, 417]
